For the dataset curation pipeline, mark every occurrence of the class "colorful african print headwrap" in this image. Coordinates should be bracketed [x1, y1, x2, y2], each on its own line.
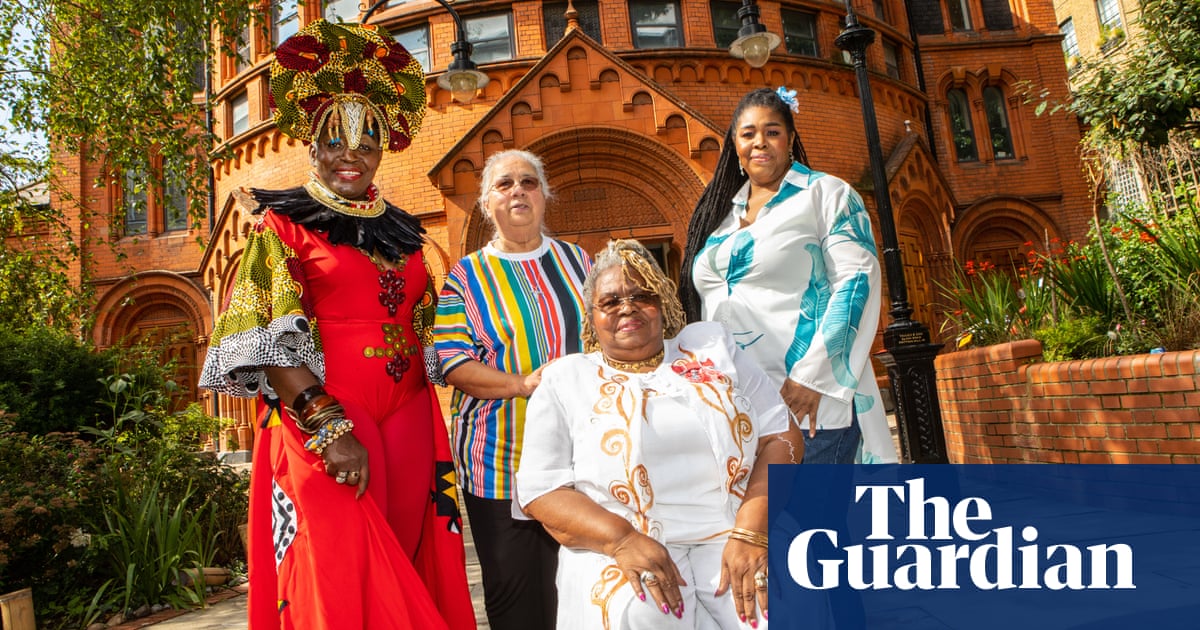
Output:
[268, 19, 426, 152]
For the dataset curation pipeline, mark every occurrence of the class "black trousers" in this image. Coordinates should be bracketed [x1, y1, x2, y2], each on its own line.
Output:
[463, 492, 559, 630]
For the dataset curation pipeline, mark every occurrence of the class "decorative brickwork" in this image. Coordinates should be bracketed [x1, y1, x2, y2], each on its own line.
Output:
[936, 342, 1200, 463]
[42, 0, 1097, 430]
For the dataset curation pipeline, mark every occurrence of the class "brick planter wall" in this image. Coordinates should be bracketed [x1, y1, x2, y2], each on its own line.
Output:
[934, 340, 1200, 463]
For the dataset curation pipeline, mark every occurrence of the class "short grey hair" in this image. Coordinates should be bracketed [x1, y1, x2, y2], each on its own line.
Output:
[477, 149, 554, 216]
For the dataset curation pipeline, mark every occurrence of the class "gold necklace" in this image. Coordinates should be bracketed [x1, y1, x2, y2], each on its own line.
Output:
[304, 175, 386, 218]
[602, 348, 665, 373]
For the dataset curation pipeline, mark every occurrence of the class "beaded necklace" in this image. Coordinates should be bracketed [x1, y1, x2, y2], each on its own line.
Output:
[303, 175, 386, 218]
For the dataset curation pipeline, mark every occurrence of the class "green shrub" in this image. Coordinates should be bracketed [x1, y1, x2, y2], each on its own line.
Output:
[0, 431, 110, 625]
[0, 431, 248, 628]
[1035, 314, 1112, 362]
[0, 325, 115, 434]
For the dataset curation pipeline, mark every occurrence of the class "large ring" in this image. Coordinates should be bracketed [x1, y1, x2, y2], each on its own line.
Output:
[640, 570, 658, 586]
[754, 571, 768, 590]
[335, 471, 348, 484]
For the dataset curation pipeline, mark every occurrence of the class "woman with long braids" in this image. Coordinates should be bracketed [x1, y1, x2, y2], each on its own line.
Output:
[678, 87, 898, 465]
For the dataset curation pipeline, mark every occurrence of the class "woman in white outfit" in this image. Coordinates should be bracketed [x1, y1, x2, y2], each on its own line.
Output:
[517, 239, 803, 630]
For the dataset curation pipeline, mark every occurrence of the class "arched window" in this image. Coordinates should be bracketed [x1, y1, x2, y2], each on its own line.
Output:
[947, 89, 977, 162]
[983, 86, 1014, 160]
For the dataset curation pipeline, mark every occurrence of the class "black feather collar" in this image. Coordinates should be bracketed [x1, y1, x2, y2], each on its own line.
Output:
[248, 186, 425, 264]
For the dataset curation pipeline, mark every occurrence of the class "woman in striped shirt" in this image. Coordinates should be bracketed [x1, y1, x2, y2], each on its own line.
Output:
[434, 149, 592, 630]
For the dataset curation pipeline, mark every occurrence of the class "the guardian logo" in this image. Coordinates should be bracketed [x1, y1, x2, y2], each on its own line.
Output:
[787, 478, 1135, 591]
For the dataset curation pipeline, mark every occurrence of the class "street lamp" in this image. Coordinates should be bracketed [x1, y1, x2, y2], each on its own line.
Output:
[363, 0, 490, 104]
[728, 0, 781, 68]
[834, 2, 949, 462]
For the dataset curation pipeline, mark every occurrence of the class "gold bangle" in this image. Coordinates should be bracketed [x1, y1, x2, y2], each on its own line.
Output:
[729, 527, 769, 548]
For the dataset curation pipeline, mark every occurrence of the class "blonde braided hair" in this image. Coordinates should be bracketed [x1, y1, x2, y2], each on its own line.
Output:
[581, 239, 686, 352]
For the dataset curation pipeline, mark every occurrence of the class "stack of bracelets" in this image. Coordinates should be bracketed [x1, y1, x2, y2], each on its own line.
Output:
[729, 527, 769, 549]
[290, 384, 355, 455]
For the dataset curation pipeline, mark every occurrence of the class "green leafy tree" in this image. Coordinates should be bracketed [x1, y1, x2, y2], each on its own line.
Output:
[1055, 0, 1200, 147]
[0, 0, 259, 332]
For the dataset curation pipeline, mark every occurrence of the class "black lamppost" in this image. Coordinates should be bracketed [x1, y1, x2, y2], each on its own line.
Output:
[835, 2, 948, 462]
[363, 0, 490, 103]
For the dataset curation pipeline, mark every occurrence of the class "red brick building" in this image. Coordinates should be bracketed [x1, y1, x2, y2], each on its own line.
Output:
[60, 0, 1092, 441]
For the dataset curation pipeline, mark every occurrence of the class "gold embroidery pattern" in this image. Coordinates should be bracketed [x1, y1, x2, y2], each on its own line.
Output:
[588, 365, 663, 628]
[672, 345, 754, 499]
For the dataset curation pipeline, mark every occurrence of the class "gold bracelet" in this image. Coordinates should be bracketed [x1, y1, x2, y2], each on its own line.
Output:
[729, 527, 769, 548]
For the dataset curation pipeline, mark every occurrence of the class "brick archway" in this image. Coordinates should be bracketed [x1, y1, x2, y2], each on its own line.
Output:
[92, 271, 212, 407]
[464, 127, 707, 265]
[953, 197, 1063, 269]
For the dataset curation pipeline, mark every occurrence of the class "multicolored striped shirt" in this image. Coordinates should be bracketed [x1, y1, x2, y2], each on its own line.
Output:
[434, 237, 592, 499]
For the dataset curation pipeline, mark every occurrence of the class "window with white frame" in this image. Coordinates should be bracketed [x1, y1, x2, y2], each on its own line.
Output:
[1096, 0, 1121, 29]
[982, 86, 1014, 160]
[711, 1, 741, 50]
[1060, 18, 1079, 59]
[883, 40, 900, 79]
[782, 10, 818, 57]
[947, 0, 972, 31]
[163, 156, 190, 232]
[235, 21, 252, 73]
[630, 1, 683, 49]
[231, 91, 250, 136]
[272, 0, 301, 48]
[466, 13, 514, 63]
[123, 164, 148, 236]
[395, 26, 430, 72]
[947, 89, 978, 162]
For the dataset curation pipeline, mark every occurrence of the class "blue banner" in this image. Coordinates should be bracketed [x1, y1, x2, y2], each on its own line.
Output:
[768, 465, 1200, 629]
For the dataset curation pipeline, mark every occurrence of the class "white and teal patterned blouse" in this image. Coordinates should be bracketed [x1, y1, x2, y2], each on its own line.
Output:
[693, 161, 898, 463]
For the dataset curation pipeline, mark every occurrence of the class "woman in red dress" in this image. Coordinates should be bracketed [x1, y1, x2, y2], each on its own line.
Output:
[199, 19, 475, 630]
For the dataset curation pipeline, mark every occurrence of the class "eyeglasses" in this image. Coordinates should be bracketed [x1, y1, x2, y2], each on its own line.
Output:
[593, 292, 660, 314]
[491, 177, 541, 194]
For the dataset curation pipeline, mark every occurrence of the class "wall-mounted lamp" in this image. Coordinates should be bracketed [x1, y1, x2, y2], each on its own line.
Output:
[363, 0, 491, 104]
[729, 0, 781, 68]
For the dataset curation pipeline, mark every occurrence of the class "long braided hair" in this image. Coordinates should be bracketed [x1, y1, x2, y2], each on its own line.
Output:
[678, 88, 809, 322]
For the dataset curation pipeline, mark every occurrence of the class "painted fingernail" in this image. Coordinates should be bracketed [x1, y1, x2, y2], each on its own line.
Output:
[638, 592, 646, 602]
[750, 619, 759, 629]
[763, 609, 769, 620]
[662, 603, 670, 614]
[678, 602, 685, 615]
[739, 614, 747, 623]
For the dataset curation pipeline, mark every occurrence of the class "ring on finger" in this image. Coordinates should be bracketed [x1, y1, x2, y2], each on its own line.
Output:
[754, 571, 768, 590]
[639, 570, 658, 586]
[335, 471, 348, 484]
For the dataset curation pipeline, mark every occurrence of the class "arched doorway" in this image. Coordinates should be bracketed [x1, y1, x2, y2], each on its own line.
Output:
[463, 127, 707, 270]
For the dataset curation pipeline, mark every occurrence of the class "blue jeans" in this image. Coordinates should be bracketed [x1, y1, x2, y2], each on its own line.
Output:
[802, 409, 862, 464]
